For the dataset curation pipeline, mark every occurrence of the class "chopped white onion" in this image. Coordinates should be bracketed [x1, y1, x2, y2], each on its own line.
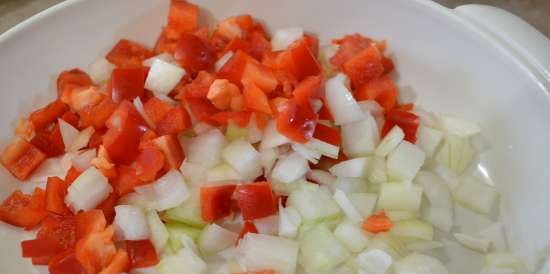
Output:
[397, 86, 417, 105]
[163, 193, 206, 228]
[71, 149, 96, 172]
[357, 249, 393, 274]
[390, 219, 434, 242]
[435, 134, 477, 175]
[65, 167, 112, 212]
[222, 139, 262, 181]
[367, 156, 387, 184]
[206, 163, 243, 183]
[291, 142, 321, 164]
[247, 113, 263, 144]
[386, 141, 425, 181]
[341, 113, 379, 157]
[394, 253, 450, 274]
[334, 220, 370, 253]
[453, 176, 499, 215]
[413, 107, 440, 129]
[260, 148, 278, 176]
[479, 222, 508, 252]
[349, 192, 377, 218]
[358, 100, 384, 117]
[88, 58, 115, 83]
[333, 189, 363, 223]
[407, 241, 444, 252]
[58, 118, 79, 152]
[199, 224, 239, 255]
[415, 125, 443, 158]
[414, 171, 453, 232]
[70, 127, 94, 152]
[369, 234, 409, 259]
[325, 74, 364, 125]
[253, 215, 279, 235]
[375, 126, 405, 157]
[329, 157, 369, 178]
[306, 169, 336, 186]
[147, 210, 169, 253]
[134, 170, 189, 211]
[278, 204, 301, 239]
[193, 121, 215, 135]
[260, 120, 290, 150]
[271, 152, 309, 183]
[215, 51, 234, 72]
[472, 133, 492, 153]
[27, 156, 66, 183]
[186, 129, 227, 168]
[304, 138, 339, 159]
[240, 233, 299, 274]
[114, 205, 149, 241]
[386, 210, 416, 222]
[287, 183, 340, 222]
[179, 161, 207, 186]
[142, 53, 176, 67]
[299, 224, 350, 272]
[377, 182, 423, 214]
[485, 253, 529, 274]
[145, 59, 186, 95]
[454, 232, 491, 253]
[440, 116, 481, 137]
[156, 248, 206, 274]
[271, 27, 304, 51]
[133, 97, 155, 129]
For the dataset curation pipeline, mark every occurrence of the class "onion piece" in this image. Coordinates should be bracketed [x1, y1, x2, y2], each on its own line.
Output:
[70, 127, 94, 152]
[386, 141, 425, 181]
[454, 232, 491, 253]
[299, 224, 350, 272]
[304, 138, 339, 159]
[133, 97, 155, 129]
[271, 27, 304, 51]
[186, 129, 227, 168]
[394, 253, 450, 274]
[369, 234, 409, 260]
[334, 220, 370, 253]
[349, 192, 377, 218]
[377, 182, 423, 214]
[415, 125, 443, 158]
[287, 183, 341, 222]
[358, 100, 384, 117]
[222, 139, 262, 181]
[414, 171, 453, 232]
[199, 224, 239, 255]
[71, 149, 97, 172]
[65, 167, 112, 212]
[375, 126, 404, 157]
[329, 157, 369, 178]
[58, 118, 79, 152]
[147, 210, 169, 253]
[440, 116, 481, 137]
[453, 176, 499, 215]
[406, 241, 444, 252]
[341, 113, 379, 157]
[333, 189, 363, 223]
[484, 253, 530, 274]
[435, 134, 477, 175]
[88, 58, 115, 84]
[479, 222, 508, 252]
[278, 204, 301, 239]
[179, 161, 207, 186]
[367, 156, 387, 184]
[253, 215, 279, 235]
[240, 233, 299, 274]
[156, 248, 206, 274]
[260, 148, 278, 176]
[260, 120, 290, 150]
[142, 53, 176, 67]
[215, 51, 234, 72]
[145, 59, 186, 95]
[114, 205, 149, 241]
[325, 74, 364, 125]
[271, 152, 309, 183]
[206, 163, 243, 183]
[306, 169, 336, 186]
[390, 219, 434, 242]
[134, 170, 190, 211]
[291, 142, 321, 164]
[163, 193, 206, 228]
[247, 113, 263, 144]
[357, 249, 393, 274]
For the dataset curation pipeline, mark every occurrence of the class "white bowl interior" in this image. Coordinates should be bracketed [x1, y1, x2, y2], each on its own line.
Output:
[0, 0, 549, 273]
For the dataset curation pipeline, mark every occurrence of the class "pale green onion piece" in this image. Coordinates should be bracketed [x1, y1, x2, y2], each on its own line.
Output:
[406, 241, 444, 252]
[287, 183, 341, 222]
[485, 253, 530, 274]
[479, 222, 508, 252]
[435, 134, 477, 175]
[341, 113, 379, 157]
[375, 126, 404, 157]
[179, 161, 207, 186]
[349, 192, 377, 218]
[260, 148, 278, 176]
[416, 125, 443, 158]
[454, 232, 491, 253]
[260, 120, 289, 150]
[240, 233, 299, 274]
[414, 171, 453, 232]
[156, 248, 206, 274]
[329, 157, 369, 178]
[306, 169, 337, 186]
[369, 233, 409, 259]
[357, 249, 393, 274]
[394, 253, 450, 274]
[453, 176, 499, 215]
[198, 224, 238, 255]
[390, 219, 434, 243]
[225, 121, 248, 141]
[186, 129, 227, 168]
[334, 220, 370, 253]
[299, 224, 351, 273]
[271, 152, 309, 183]
[206, 163, 242, 183]
[367, 155, 387, 184]
[325, 73, 364, 125]
[278, 204, 302, 239]
[163, 193, 206, 228]
[386, 210, 416, 222]
[386, 141, 425, 181]
[166, 223, 202, 252]
[147, 210, 169, 253]
[377, 183, 423, 214]
[113, 205, 149, 241]
[440, 115, 481, 137]
[222, 138, 262, 181]
[333, 189, 363, 223]
[333, 177, 368, 194]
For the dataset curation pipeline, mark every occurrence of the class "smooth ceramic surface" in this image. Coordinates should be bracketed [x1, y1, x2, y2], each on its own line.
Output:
[0, 0, 549, 273]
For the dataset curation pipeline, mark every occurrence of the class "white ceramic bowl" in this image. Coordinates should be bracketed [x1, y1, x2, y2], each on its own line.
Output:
[0, 0, 549, 273]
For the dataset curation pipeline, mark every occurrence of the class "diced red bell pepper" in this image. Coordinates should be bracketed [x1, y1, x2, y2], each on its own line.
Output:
[303, 34, 320, 57]
[31, 123, 65, 157]
[292, 75, 324, 106]
[99, 249, 130, 274]
[65, 166, 83, 185]
[126, 240, 160, 269]
[254, 112, 268, 130]
[138, 130, 159, 149]
[61, 111, 80, 128]
[395, 103, 414, 112]
[57, 69, 93, 98]
[175, 33, 216, 74]
[185, 97, 218, 123]
[1, 137, 46, 180]
[135, 145, 165, 182]
[36, 214, 76, 252]
[111, 166, 143, 196]
[143, 96, 174, 125]
[21, 237, 65, 259]
[154, 28, 178, 55]
[165, 0, 200, 40]
[317, 100, 334, 121]
[110, 67, 148, 103]
[382, 56, 395, 74]
[156, 105, 192, 135]
[243, 83, 272, 115]
[216, 15, 254, 40]
[241, 62, 278, 93]
[342, 45, 384, 88]
[355, 75, 398, 112]
[175, 70, 216, 99]
[78, 96, 118, 130]
[48, 249, 88, 274]
[218, 50, 254, 86]
[76, 209, 107, 241]
[234, 182, 277, 220]
[222, 37, 251, 56]
[75, 225, 117, 274]
[210, 111, 251, 128]
[152, 135, 185, 170]
[29, 100, 69, 130]
[276, 99, 318, 143]
[248, 30, 271, 60]
[237, 221, 258, 242]
[313, 123, 341, 146]
[269, 97, 289, 117]
[276, 38, 322, 82]
[45, 176, 71, 215]
[330, 34, 372, 69]
[381, 109, 420, 143]
[95, 193, 118, 223]
[200, 184, 237, 222]
[102, 102, 145, 164]
[63, 86, 104, 113]
[88, 128, 106, 149]
[106, 39, 154, 68]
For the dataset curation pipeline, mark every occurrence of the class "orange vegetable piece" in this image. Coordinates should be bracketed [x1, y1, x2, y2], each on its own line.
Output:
[342, 45, 384, 88]
[241, 62, 278, 94]
[243, 83, 272, 115]
[0, 188, 47, 229]
[207, 79, 241, 110]
[363, 211, 393, 233]
[106, 39, 154, 68]
[152, 135, 185, 170]
[57, 69, 93, 98]
[29, 100, 69, 130]
[98, 250, 129, 274]
[1, 137, 46, 180]
[45, 176, 71, 215]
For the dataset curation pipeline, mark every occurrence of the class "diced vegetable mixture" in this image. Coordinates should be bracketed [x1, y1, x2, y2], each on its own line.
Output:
[0, 1, 529, 274]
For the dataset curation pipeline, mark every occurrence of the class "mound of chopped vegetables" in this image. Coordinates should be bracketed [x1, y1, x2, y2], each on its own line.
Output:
[0, 1, 529, 274]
